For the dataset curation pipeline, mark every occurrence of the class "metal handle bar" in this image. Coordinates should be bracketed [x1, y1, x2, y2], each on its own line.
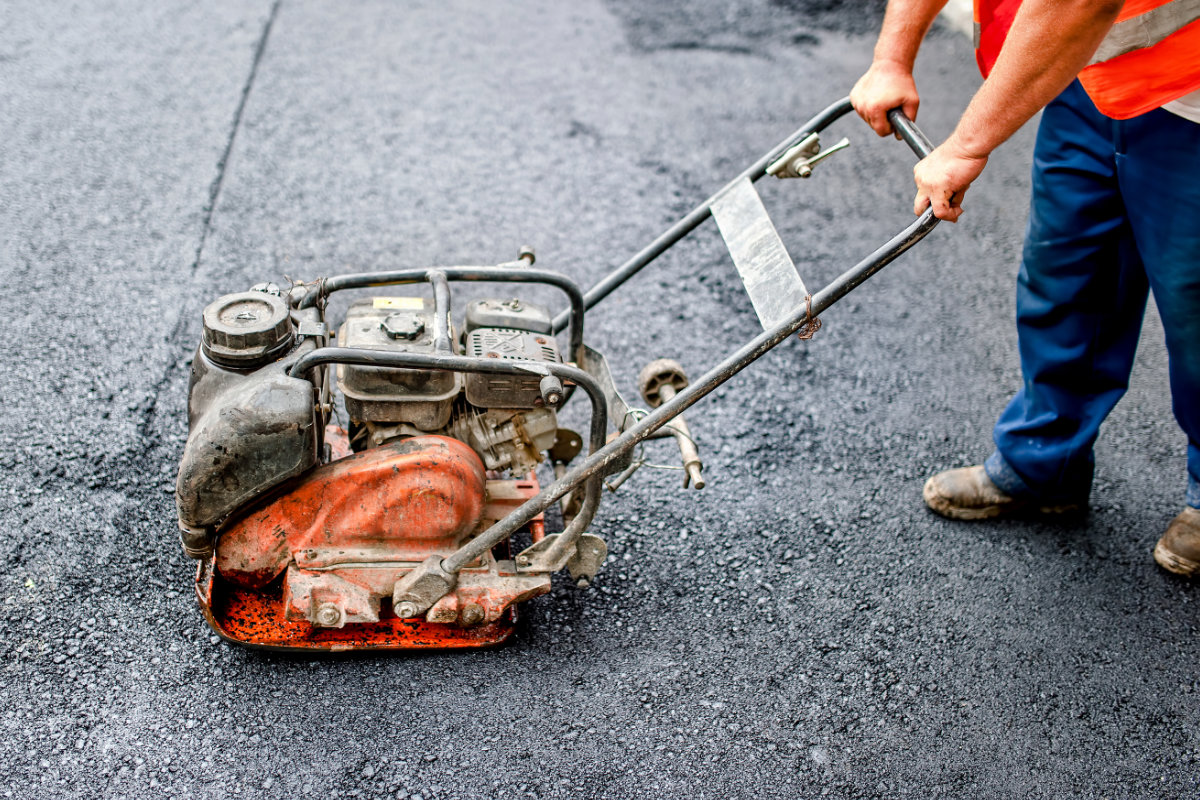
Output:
[288, 347, 607, 459]
[886, 106, 935, 159]
[444, 102, 942, 575]
[349, 100, 941, 608]
[551, 98, 934, 333]
[444, 205, 938, 584]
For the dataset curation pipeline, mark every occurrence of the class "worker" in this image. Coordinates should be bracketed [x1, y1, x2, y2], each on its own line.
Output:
[850, 0, 1200, 574]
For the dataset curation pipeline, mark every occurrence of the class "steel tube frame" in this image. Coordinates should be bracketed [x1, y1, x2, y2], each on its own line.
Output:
[427, 270, 453, 353]
[288, 101, 936, 590]
[450, 104, 938, 567]
[550, 99, 932, 333]
[297, 266, 588, 362]
[287, 349, 607, 457]
[448, 208, 939, 566]
[287, 347, 608, 572]
[549, 97, 858, 334]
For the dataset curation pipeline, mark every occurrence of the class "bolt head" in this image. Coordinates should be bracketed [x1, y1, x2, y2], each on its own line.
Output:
[394, 601, 419, 619]
[460, 603, 485, 626]
[314, 603, 343, 627]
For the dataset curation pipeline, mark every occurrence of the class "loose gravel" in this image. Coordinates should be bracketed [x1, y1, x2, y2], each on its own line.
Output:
[1, 1, 1196, 798]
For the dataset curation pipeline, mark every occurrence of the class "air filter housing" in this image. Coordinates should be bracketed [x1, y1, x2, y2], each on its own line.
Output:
[463, 328, 560, 408]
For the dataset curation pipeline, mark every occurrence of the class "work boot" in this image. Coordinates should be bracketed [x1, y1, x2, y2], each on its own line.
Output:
[922, 465, 1083, 520]
[1153, 507, 1200, 577]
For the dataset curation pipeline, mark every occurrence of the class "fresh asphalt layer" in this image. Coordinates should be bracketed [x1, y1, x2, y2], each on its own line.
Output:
[1, 2, 1196, 798]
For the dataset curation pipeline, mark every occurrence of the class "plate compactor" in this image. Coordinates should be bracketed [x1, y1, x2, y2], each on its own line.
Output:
[175, 99, 939, 651]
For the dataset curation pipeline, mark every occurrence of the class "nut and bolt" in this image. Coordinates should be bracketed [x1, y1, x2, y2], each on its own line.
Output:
[516, 554, 531, 566]
[539, 374, 563, 407]
[394, 601, 419, 619]
[314, 603, 343, 627]
[459, 603, 485, 626]
[249, 282, 283, 296]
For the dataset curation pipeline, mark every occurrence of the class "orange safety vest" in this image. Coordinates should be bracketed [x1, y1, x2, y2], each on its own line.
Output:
[973, 0, 1200, 119]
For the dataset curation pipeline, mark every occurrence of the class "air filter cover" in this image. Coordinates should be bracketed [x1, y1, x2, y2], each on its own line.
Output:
[463, 328, 560, 408]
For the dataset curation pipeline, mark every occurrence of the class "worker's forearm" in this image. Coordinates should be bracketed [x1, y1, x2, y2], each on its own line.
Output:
[951, 0, 1124, 157]
[872, 0, 951, 70]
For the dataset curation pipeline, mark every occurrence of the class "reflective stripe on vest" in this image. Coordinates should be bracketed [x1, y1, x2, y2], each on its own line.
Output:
[1089, 0, 1200, 63]
[974, 0, 1200, 119]
[972, 0, 1020, 77]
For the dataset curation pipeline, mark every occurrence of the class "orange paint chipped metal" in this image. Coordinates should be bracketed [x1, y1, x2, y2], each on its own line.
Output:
[196, 558, 519, 651]
[216, 436, 486, 587]
[199, 438, 551, 650]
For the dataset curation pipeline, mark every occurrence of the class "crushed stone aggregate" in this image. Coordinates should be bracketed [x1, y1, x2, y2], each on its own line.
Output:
[1, 1, 1196, 799]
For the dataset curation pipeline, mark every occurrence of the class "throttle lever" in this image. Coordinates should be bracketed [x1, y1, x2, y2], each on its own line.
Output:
[766, 132, 851, 179]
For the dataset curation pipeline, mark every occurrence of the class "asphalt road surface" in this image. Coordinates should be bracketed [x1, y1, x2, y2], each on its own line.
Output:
[2, 2, 1197, 798]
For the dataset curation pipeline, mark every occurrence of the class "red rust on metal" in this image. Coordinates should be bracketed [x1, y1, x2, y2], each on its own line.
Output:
[484, 473, 545, 542]
[324, 424, 353, 461]
[196, 559, 517, 650]
[216, 436, 486, 588]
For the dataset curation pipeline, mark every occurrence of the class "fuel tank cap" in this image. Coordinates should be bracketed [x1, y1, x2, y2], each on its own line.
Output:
[202, 291, 294, 367]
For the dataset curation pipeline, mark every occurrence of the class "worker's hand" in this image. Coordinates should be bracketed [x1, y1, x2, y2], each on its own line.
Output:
[850, 59, 919, 138]
[912, 137, 988, 222]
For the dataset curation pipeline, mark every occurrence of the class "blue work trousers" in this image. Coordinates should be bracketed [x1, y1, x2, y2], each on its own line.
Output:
[983, 81, 1200, 508]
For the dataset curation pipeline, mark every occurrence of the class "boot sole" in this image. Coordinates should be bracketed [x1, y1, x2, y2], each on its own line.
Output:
[922, 481, 1082, 521]
[1153, 541, 1200, 577]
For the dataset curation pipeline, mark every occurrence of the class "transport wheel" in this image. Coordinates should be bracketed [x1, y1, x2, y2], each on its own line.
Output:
[637, 358, 689, 408]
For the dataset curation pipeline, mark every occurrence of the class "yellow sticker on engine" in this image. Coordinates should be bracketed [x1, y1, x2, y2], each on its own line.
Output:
[372, 297, 424, 309]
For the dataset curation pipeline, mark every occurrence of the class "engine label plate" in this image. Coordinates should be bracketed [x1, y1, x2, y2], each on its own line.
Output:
[372, 296, 425, 309]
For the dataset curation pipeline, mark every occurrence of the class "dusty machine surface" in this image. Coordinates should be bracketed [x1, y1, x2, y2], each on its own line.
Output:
[175, 98, 940, 651]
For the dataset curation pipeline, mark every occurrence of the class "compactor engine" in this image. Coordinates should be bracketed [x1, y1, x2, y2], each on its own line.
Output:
[176, 262, 610, 650]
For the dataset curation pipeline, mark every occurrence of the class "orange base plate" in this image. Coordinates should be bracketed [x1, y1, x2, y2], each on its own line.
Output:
[195, 559, 517, 652]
